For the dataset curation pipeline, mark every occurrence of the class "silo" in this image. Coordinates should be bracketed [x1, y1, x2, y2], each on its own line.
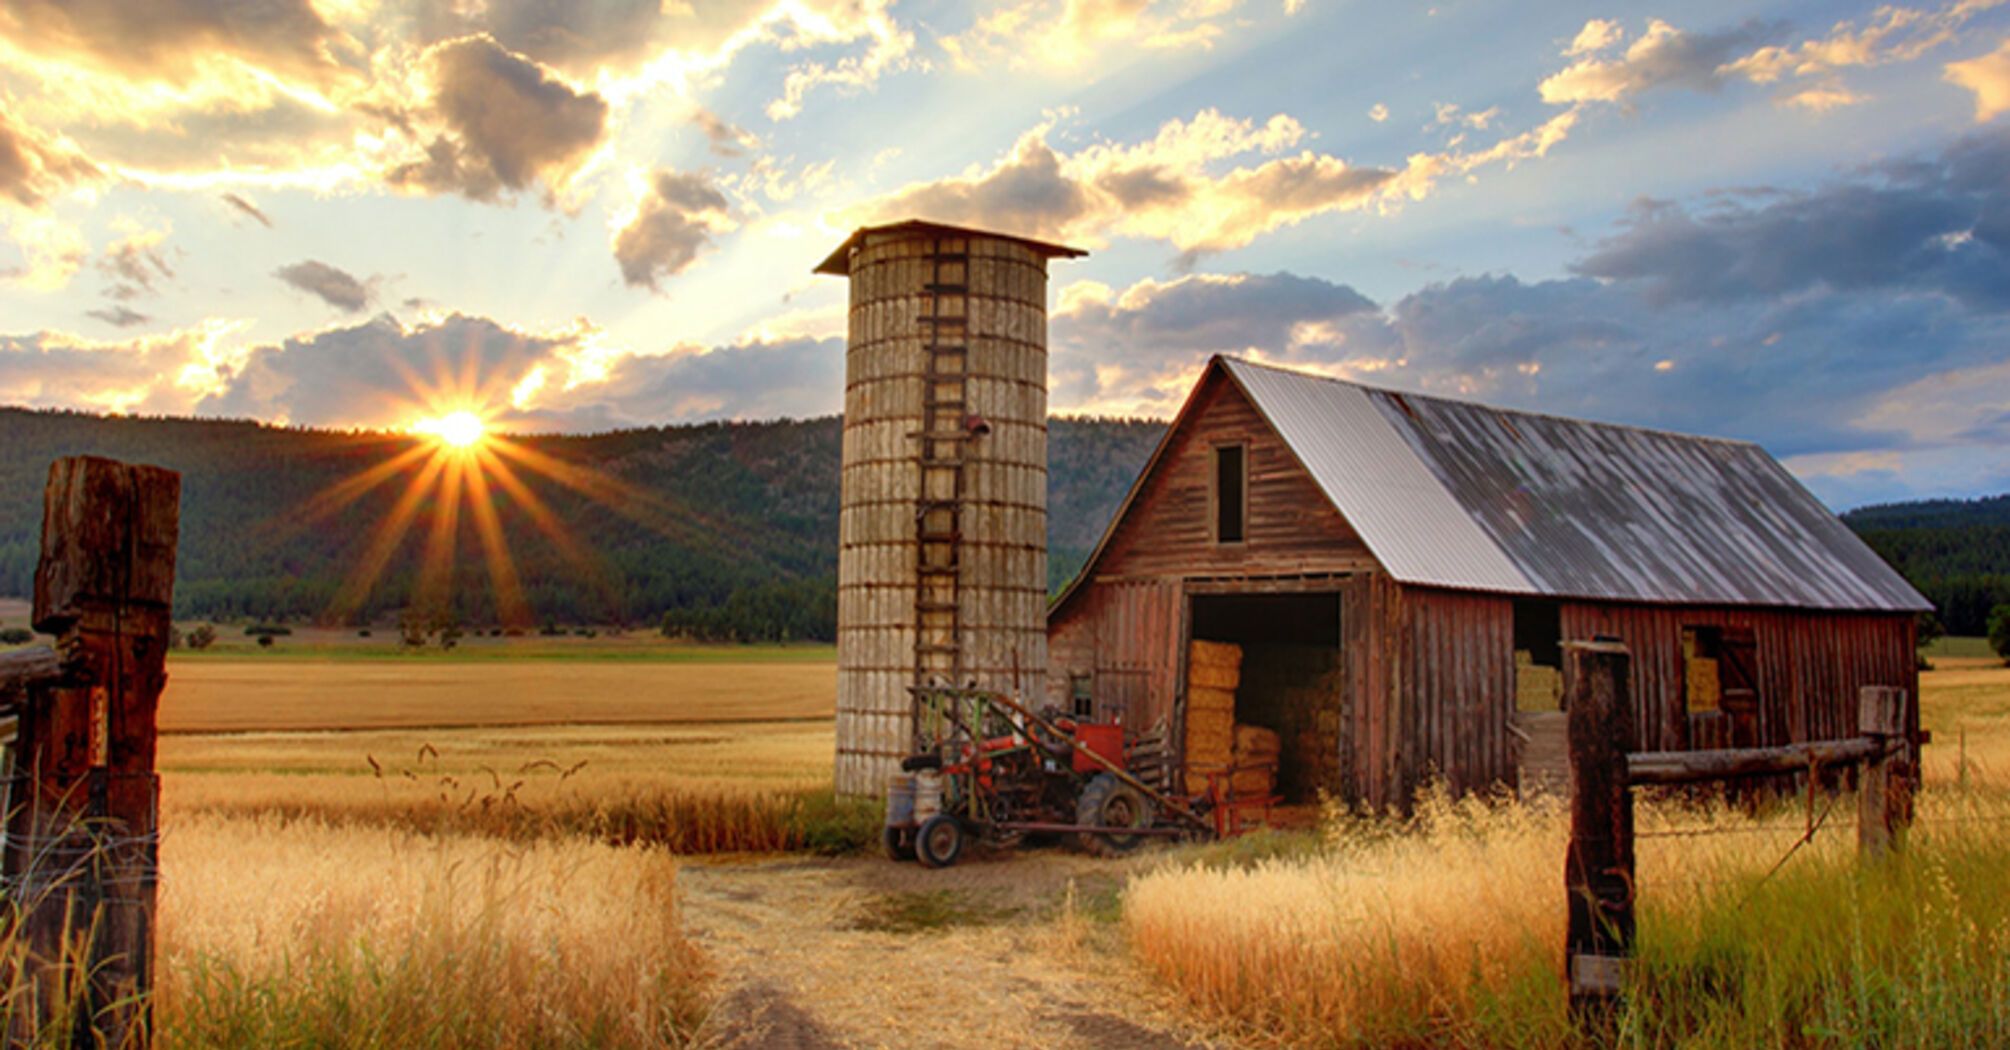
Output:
[816, 220, 1086, 796]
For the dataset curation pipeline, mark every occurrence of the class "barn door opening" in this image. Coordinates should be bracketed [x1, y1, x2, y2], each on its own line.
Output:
[1184, 591, 1341, 805]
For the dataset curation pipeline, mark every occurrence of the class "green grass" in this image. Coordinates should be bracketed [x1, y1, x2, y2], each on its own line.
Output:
[1924, 635, 1997, 661]
[847, 890, 1021, 934]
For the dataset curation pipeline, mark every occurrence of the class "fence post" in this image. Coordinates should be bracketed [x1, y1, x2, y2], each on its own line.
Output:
[1857, 686, 1906, 860]
[1563, 639, 1635, 1017]
[11, 456, 179, 1047]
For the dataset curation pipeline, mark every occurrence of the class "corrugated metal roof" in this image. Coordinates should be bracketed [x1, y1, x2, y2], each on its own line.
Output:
[1220, 357, 1929, 612]
[814, 219, 1087, 275]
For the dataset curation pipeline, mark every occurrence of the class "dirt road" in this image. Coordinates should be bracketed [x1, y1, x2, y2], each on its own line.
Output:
[682, 846, 1221, 1049]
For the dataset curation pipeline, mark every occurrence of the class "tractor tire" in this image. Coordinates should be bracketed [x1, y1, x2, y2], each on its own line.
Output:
[882, 825, 915, 862]
[1076, 773, 1155, 857]
[913, 814, 965, 869]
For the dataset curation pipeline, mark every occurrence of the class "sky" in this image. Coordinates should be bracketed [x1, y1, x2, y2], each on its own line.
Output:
[1, 0, 2008, 510]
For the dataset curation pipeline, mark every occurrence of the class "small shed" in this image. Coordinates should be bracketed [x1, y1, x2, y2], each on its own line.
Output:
[1046, 356, 1929, 808]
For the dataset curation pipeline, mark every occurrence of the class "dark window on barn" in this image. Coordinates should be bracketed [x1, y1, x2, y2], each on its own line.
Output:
[1070, 672, 1094, 719]
[1214, 444, 1246, 544]
[1513, 599, 1563, 712]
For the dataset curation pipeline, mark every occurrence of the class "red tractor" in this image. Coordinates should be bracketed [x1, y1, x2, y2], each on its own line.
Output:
[882, 687, 1211, 868]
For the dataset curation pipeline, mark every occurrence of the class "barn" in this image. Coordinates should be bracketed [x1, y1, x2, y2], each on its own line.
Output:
[1046, 355, 1931, 810]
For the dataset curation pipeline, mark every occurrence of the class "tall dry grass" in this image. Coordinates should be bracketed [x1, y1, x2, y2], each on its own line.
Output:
[1126, 786, 2010, 1047]
[155, 812, 710, 1048]
[1126, 661, 2010, 1047]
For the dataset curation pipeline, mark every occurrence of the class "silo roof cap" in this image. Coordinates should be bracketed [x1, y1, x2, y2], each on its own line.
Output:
[814, 219, 1087, 275]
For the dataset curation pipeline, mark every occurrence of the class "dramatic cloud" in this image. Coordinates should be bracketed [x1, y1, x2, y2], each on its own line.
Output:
[1571, 128, 2010, 310]
[1546, 4, 2006, 111]
[1540, 18, 1782, 104]
[201, 313, 583, 428]
[613, 171, 733, 292]
[221, 193, 274, 227]
[0, 318, 249, 415]
[387, 35, 611, 202]
[0, 0, 361, 91]
[846, 107, 1579, 258]
[1947, 37, 2010, 121]
[275, 260, 373, 313]
[0, 111, 100, 210]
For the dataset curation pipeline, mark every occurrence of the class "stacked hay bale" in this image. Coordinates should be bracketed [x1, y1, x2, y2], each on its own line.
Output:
[1514, 650, 1563, 712]
[1229, 724, 1281, 795]
[1184, 641, 1239, 791]
[1182, 640, 1283, 798]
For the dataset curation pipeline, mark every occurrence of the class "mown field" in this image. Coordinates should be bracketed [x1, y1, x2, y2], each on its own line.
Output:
[5, 629, 2007, 1047]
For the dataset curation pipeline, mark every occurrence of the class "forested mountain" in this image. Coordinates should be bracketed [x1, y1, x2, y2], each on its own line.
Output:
[1843, 495, 2010, 636]
[0, 408, 1164, 640]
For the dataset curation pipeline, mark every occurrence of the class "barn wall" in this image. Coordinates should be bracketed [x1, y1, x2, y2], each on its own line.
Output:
[1392, 586, 1518, 802]
[1559, 602, 1919, 753]
[1044, 578, 1185, 732]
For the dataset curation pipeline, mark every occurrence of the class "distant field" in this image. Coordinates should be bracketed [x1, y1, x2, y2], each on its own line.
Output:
[162, 655, 835, 732]
[1926, 634, 1999, 661]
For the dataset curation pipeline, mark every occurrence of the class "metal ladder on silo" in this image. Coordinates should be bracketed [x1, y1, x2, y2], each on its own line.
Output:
[912, 235, 970, 697]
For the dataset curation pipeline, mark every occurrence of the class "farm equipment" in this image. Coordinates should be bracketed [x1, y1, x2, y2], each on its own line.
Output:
[882, 686, 1215, 868]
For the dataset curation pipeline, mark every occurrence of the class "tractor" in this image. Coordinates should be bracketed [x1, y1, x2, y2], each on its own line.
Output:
[881, 686, 1212, 868]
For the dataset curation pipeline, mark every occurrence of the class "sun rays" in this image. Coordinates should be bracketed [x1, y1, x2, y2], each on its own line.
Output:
[279, 347, 753, 629]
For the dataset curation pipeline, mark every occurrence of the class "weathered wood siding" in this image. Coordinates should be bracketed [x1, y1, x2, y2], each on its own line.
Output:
[1558, 602, 1918, 754]
[1045, 578, 1184, 730]
[1087, 374, 1377, 579]
[1393, 586, 1517, 802]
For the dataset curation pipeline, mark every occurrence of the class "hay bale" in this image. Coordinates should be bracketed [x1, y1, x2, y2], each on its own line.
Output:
[1189, 640, 1242, 669]
[1233, 724, 1281, 759]
[1187, 685, 1236, 712]
[1189, 663, 1240, 690]
[1228, 767, 1275, 795]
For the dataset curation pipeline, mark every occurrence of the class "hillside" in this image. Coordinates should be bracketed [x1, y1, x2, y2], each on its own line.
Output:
[1843, 495, 2010, 635]
[0, 408, 1163, 639]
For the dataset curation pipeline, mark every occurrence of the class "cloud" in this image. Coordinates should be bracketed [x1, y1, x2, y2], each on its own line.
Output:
[1368, 103, 1389, 122]
[85, 306, 150, 328]
[200, 313, 583, 428]
[221, 193, 274, 227]
[612, 171, 733, 292]
[96, 223, 175, 301]
[1570, 127, 2010, 310]
[0, 0, 361, 91]
[1539, 18, 1782, 104]
[0, 213, 87, 290]
[1545, 4, 2005, 111]
[943, 0, 1240, 71]
[693, 109, 760, 157]
[386, 35, 611, 203]
[0, 110, 100, 210]
[275, 260, 373, 313]
[528, 338, 846, 430]
[844, 106, 1579, 258]
[1947, 37, 2010, 122]
[766, 0, 915, 120]
[0, 318, 249, 415]
[1566, 19, 1625, 57]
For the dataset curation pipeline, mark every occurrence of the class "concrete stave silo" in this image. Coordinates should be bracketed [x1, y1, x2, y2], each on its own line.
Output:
[817, 221, 1085, 796]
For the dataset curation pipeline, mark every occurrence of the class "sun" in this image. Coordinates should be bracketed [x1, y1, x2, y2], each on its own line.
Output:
[414, 410, 488, 450]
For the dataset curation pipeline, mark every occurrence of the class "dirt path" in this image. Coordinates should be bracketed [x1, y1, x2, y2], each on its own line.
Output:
[681, 846, 1222, 1049]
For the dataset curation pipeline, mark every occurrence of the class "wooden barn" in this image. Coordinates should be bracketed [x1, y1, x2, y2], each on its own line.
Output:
[1046, 356, 1930, 809]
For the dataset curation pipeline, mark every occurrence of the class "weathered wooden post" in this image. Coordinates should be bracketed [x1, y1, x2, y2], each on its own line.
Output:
[1563, 638, 1634, 1017]
[1857, 685, 1907, 860]
[7, 456, 179, 1046]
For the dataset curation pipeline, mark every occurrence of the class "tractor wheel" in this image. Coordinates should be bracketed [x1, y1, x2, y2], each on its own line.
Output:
[913, 814, 966, 869]
[882, 825, 915, 861]
[1076, 773, 1155, 857]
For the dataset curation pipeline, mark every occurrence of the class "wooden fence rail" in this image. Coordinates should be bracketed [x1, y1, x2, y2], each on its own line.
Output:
[1562, 639, 1915, 1017]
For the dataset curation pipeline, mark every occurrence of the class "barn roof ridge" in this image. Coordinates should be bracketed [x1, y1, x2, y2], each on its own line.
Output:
[1218, 355, 1763, 450]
